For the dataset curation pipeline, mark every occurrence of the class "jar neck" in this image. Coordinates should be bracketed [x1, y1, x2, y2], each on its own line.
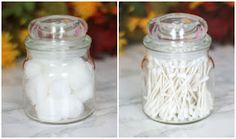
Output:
[143, 34, 211, 53]
[25, 35, 92, 51]
[146, 48, 209, 60]
[27, 47, 88, 60]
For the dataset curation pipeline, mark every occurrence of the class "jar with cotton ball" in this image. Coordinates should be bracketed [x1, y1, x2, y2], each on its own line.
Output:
[142, 13, 214, 124]
[23, 15, 95, 124]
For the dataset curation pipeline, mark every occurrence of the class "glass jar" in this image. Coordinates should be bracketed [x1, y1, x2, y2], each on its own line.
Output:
[142, 13, 214, 124]
[23, 15, 95, 124]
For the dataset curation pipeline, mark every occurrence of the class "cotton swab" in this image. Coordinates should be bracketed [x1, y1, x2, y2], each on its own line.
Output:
[143, 55, 213, 123]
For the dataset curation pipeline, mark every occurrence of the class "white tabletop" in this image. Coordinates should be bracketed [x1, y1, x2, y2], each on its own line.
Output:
[2, 57, 117, 137]
[119, 45, 234, 137]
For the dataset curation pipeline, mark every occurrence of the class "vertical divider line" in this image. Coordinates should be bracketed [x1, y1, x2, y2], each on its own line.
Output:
[234, 3, 236, 138]
[0, 2, 2, 137]
[117, 1, 120, 138]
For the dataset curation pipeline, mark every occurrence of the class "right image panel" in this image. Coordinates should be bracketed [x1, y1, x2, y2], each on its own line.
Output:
[119, 2, 234, 137]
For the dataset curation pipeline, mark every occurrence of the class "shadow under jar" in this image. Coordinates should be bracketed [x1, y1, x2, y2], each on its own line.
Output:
[23, 15, 95, 124]
[142, 13, 214, 124]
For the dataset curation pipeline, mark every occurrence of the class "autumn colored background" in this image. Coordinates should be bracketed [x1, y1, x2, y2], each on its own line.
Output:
[119, 2, 234, 54]
[2, 2, 117, 68]
[2, 2, 235, 68]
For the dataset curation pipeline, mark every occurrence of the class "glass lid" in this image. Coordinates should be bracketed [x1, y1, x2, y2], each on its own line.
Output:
[143, 13, 211, 52]
[25, 15, 91, 51]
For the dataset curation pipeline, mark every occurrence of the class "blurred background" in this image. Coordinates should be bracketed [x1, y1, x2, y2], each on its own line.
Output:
[2, 2, 117, 68]
[119, 2, 234, 54]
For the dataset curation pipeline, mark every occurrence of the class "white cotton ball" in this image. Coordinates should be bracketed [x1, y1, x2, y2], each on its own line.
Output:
[61, 96, 84, 119]
[41, 61, 63, 76]
[35, 95, 84, 121]
[36, 97, 62, 121]
[24, 60, 41, 79]
[34, 74, 49, 102]
[49, 79, 71, 98]
[68, 58, 94, 91]
[36, 58, 59, 66]
[25, 73, 48, 105]
[73, 81, 95, 103]
[24, 80, 37, 105]
[25, 57, 94, 122]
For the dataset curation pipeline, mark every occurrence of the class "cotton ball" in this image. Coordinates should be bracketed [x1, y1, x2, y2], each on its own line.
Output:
[36, 58, 60, 66]
[24, 59, 49, 106]
[36, 97, 62, 122]
[49, 79, 71, 98]
[73, 80, 95, 103]
[68, 58, 94, 90]
[24, 80, 37, 105]
[40, 60, 63, 76]
[24, 60, 41, 79]
[35, 75, 49, 103]
[25, 73, 48, 105]
[29, 57, 93, 122]
[60, 96, 84, 119]
[36, 95, 84, 121]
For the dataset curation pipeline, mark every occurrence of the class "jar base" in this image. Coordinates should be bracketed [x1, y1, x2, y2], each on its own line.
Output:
[143, 108, 212, 125]
[24, 109, 95, 124]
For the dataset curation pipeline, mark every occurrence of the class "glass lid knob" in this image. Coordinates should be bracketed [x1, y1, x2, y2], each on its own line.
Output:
[148, 13, 208, 41]
[28, 15, 88, 41]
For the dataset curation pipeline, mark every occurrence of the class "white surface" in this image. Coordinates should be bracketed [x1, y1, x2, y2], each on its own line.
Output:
[119, 45, 234, 137]
[2, 57, 117, 137]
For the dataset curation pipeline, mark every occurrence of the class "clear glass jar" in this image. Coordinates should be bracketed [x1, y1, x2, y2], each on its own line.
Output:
[23, 15, 95, 124]
[142, 13, 214, 124]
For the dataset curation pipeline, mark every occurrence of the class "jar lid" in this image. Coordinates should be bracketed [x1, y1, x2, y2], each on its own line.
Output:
[25, 15, 91, 51]
[143, 13, 211, 52]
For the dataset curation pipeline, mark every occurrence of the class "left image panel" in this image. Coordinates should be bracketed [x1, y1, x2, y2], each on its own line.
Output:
[2, 2, 117, 137]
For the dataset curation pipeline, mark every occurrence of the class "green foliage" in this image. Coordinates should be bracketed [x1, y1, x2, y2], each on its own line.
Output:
[126, 2, 147, 17]
[39, 2, 68, 15]
[3, 2, 35, 18]
[2, 2, 69, 44]
[120, 2, 147, 18]
[2, 2, 36, 38]
[119, 2, 177, 45]
[151, 2, 177, 15]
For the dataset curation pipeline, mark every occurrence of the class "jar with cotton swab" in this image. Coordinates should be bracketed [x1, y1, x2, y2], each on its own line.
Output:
[23, 15, 95, 124]
[141, 13, 214, 124]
